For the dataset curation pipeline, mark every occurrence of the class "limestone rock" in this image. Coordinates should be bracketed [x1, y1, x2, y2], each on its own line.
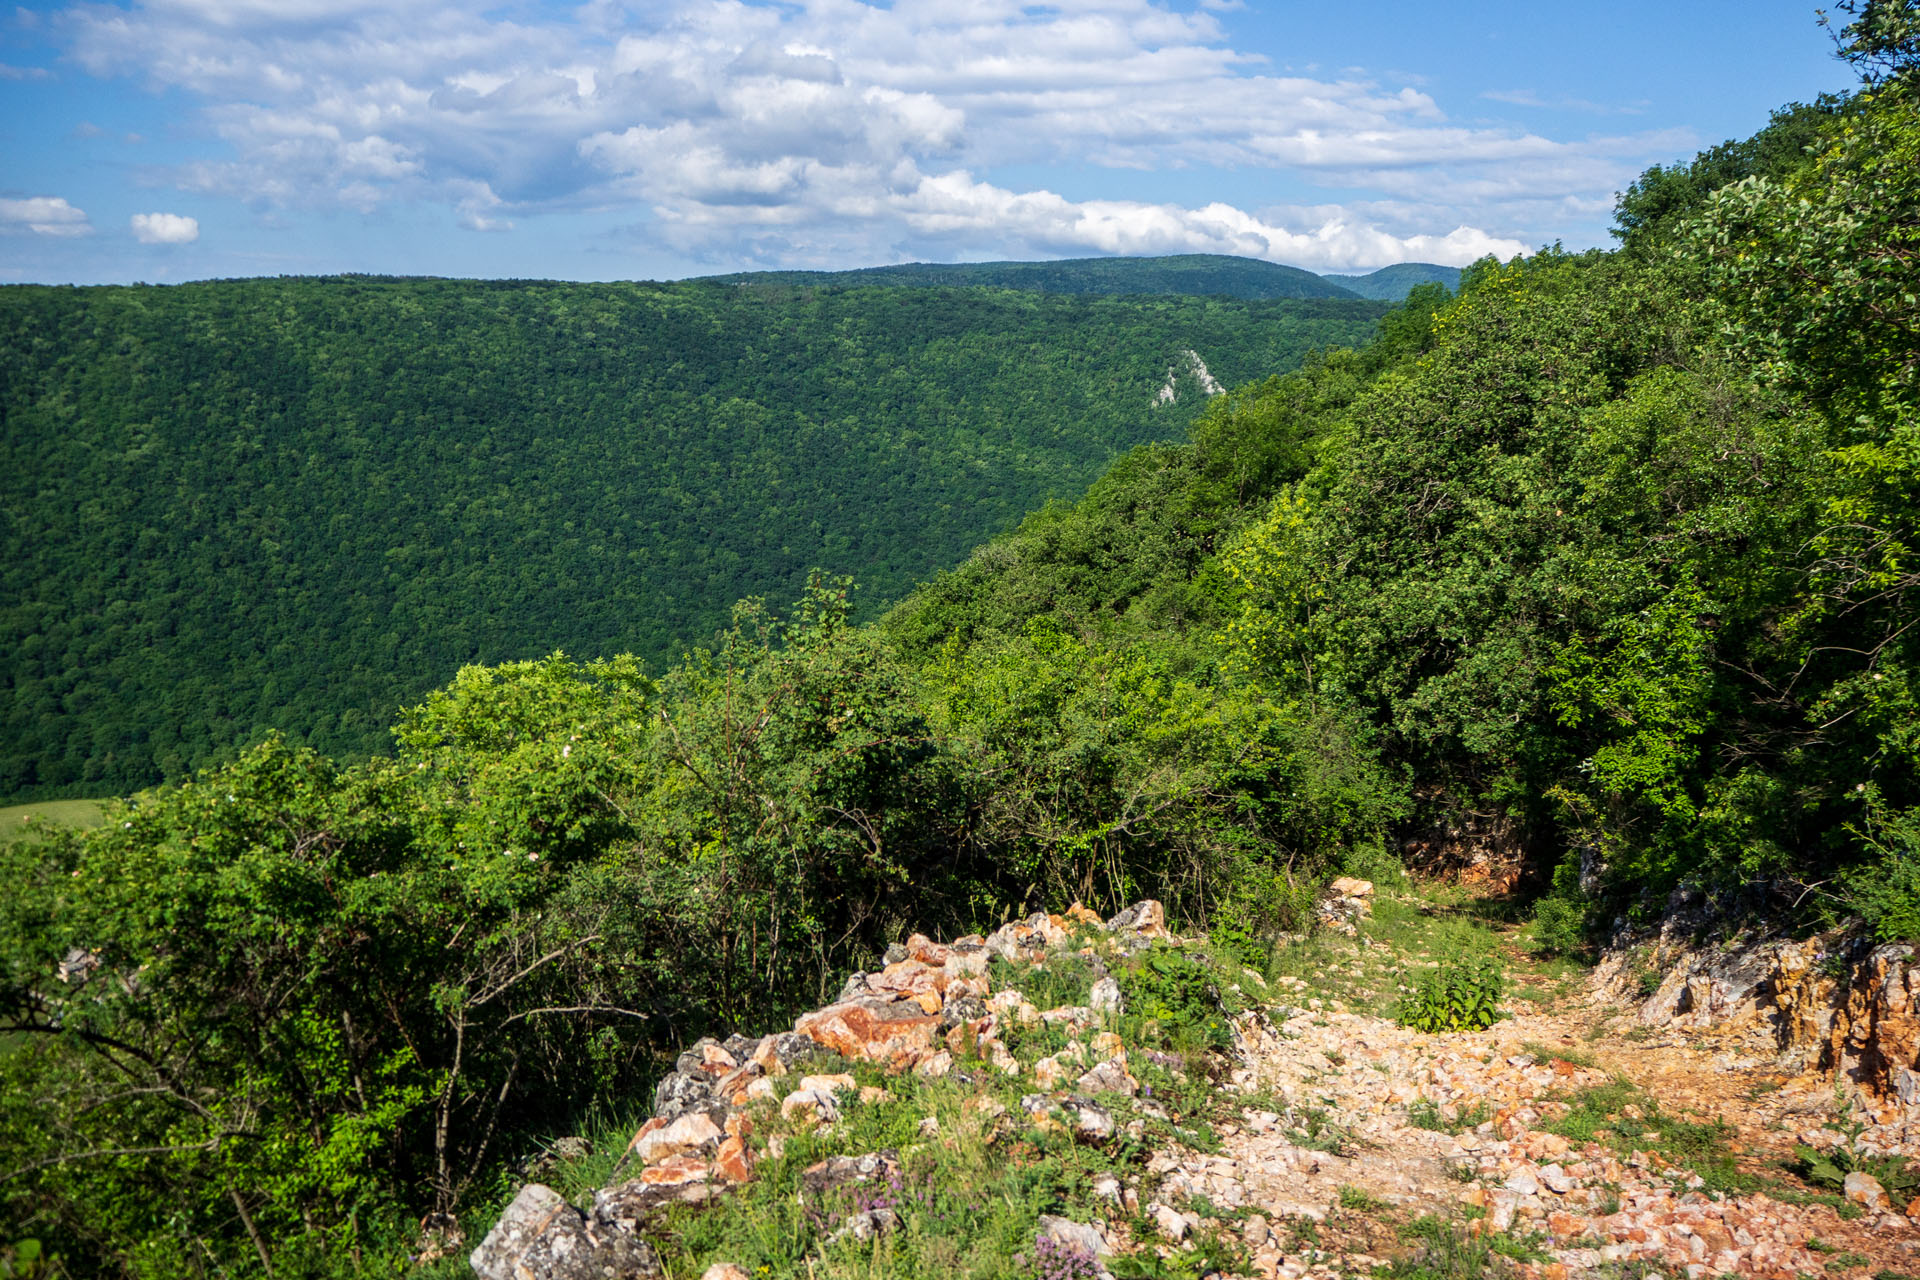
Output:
[1105, 900, 1167, 938]
[700, 1266, 751, 1280]
[1037, 1214, 1111, 1258]
[795, 997, 941, 1066]
[1089, 976, 1124, 1014]
[801, 1150, 901, 1198]
[1845, 1170, 1888, 1210]
[470, 1184, 660, 1280]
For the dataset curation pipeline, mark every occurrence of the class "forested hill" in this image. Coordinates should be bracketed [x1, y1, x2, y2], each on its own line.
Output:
[1322, 262, 1463, 300]
[0, 277, 1383, 799]
[697, 253, 1362, 300]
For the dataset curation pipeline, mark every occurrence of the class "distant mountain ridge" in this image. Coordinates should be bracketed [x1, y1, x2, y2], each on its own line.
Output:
[1322, 262, 1464, 300]
[697, 254, 1462, 302]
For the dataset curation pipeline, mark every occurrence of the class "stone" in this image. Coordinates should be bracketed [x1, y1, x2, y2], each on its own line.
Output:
[652, 1070, 717, 1123]
[1090, 976, 1124, 1014]
[632, 1111, 723, 1166]
[914, 1049, 954, 1079]
[1076, 1058, 1139, 1097]
[713, 1135, 753, 1184]
[795, 998, 941, 1066]
[1504, 1168, 1542, 1196]
[1537, 1163, 1575, 1194]
[800, 1150, 901, 1197]
[780, 1089, 841, 1125]
[1328, 877, 1374, 899]
[1063, 1095, 1115, 1144]
[1105, 900, 1167, 938]
[798, 1072, 857, 1096]
[1149, 1201, 1188, 1241]
[826, 1208, 900, 1246]
[1844, 1171, 1888, 1210]
[470, 1183, 661, 1280]
[701, 1266, 751, 1280]
[1037, 1214, 1111, 1258]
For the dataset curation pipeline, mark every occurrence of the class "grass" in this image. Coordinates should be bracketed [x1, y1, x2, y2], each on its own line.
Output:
[0, 798, 108, 844]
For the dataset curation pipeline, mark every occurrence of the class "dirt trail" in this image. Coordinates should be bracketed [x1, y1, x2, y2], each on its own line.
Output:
[1168, 926, 1920, 1279]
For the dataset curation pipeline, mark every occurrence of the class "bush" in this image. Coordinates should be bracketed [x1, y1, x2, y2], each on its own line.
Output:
[1839, 804, 1920, 943]
[1397, 958, 1508, 1033]
[1530, 897, 1587, 957]
[1116, 945, 1232, 1051]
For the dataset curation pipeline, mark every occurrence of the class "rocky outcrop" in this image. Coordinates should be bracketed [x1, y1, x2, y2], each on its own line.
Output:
[1593, 898, 1920, 1112]
[469, 901, 1172, 1280]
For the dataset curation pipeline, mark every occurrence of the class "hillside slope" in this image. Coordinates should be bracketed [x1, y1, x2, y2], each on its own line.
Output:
[0, 278, 1381, 798]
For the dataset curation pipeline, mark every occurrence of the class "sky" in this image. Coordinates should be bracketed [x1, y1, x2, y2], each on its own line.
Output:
[0, 0, 1857, 284]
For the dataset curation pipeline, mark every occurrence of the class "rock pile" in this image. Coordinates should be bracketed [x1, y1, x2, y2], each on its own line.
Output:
[470, 902, 1171, 1280]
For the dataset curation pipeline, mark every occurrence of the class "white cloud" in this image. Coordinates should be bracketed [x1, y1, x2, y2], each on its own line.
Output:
[131, 211, 201, 243]
[0, 196, 92, 237]
[54, 0, 1685, 269]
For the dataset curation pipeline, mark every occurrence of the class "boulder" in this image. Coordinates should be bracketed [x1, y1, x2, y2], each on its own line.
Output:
[800, 1150, 901, 1198]
[1076, 1058, 1139, 1097]
[470, 1184, 661, 1280]
[795, 997, 941, 1066]
[631, 1111, 722, 1166]
[1105, 900, 1167, 938]
[1089, 976, 1124, 1014]
[1845, 1171, 1889, 1211]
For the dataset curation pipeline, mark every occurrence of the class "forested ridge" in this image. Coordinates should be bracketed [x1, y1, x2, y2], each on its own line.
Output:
[2, 6, 1916, 1277]
[0, 279, 1382, 800]
[697, 254, 1364, 300]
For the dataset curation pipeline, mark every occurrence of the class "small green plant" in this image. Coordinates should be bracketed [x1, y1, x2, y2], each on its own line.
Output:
[1796, 1131, 1920, 1200]
[1337, 1184, 1389, 1213]
[1407, 1100, 1492, 1135]
[1284, 1106, 1356, 1156]
[1397, 957, 1507, 1033]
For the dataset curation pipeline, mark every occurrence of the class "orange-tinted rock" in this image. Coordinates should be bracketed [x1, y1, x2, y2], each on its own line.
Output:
[639, 1154, 712, 1187]
[1065, 901, 1103, 926]
[634, 1112, 723, 1166]
[795, 998, 941, 1065]
[713, 1135, 753, 1184]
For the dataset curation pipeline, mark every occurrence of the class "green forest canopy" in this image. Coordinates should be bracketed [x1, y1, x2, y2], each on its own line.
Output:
[0, 280, 1382, 799]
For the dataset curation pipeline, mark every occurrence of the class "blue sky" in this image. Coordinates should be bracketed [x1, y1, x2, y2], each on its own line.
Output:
[0, 0, 1854, 284]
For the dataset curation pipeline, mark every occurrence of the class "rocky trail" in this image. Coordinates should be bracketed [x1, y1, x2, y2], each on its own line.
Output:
[465, 884, 1920, 1280]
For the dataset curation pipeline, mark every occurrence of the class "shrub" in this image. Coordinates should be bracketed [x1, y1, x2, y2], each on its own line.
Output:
[1530, 897, 1587, 957]
[1397, 958, 1507, 1033]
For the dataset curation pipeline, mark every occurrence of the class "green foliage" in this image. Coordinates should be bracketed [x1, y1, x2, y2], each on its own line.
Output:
[1116, 945, 1231, 1051]
[1839, 797, 1920, 942]
[0, 277, 1382, 801]
[1396, 958, 1508, 1034]
[1797, 1143, 1920, 1199]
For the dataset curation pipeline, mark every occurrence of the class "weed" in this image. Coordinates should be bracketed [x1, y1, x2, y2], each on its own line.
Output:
[1283, 1106, 1356, 1156]
[1397, 957, 1507, 1033]
[1406, 1100, 1493, 1135]
[1116, 944, 1232, 1052]
[1336, 1184, 1389, 1213]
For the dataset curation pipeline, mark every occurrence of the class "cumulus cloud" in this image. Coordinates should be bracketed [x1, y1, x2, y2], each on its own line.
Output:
[54, 0, 1684, 269]
[0, 196, 92, 236]
[131, 211, 201, 243]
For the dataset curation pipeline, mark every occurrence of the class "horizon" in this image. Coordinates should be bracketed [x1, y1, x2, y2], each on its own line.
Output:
[1, 1, 1855, 286]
